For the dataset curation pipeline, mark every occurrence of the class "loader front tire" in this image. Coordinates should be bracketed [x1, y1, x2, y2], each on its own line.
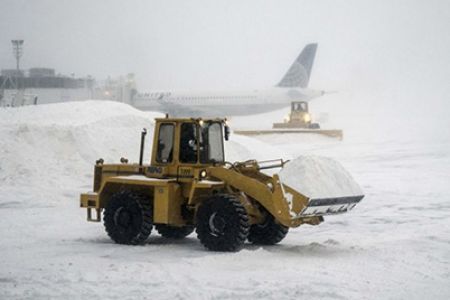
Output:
[103, 190, 153, 245]
[196, 194, 249, 252]
[155, 224, 194, 239]
[248, 214, 289, 245]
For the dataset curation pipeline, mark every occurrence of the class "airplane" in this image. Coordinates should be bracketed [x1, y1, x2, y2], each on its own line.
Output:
[131, 43, 324, 117]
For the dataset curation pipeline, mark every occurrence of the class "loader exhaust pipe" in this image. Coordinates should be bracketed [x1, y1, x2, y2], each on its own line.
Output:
[139, 128, 147, 166]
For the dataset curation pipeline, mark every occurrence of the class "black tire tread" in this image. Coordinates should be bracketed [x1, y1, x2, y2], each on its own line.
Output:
[248, 213, 289, 245]
[196, 194, 250, 252]
[103, 190, 153, 245]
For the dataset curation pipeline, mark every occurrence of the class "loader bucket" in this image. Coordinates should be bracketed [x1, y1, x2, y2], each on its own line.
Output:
[300, 196, 363, 216]
[281, 183, 363, 218]
[278, 155, 364, 219]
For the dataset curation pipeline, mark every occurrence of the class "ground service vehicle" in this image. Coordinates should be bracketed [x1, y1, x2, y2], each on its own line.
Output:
[235, 101, 343, 140]
[80, 116, 362, 251]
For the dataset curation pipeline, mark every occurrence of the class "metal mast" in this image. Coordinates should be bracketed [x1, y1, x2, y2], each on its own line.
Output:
[11, 40, 24, 71]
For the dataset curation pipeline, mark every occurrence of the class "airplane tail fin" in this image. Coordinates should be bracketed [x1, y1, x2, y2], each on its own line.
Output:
[277, 43, 318, 88]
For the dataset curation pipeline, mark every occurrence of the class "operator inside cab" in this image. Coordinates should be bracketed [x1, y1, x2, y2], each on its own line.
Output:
[292, 102, 307, 112]
[180, 123, 198, 163]
[180, 121, 225, 164]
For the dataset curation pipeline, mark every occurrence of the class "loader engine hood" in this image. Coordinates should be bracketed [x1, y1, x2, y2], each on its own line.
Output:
[279, 155, 364, 217]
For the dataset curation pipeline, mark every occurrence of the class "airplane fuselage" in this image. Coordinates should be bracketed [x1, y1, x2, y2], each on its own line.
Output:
[132, 87, 323, 117]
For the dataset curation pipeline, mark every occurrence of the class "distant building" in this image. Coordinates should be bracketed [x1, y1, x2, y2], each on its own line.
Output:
[28, 68, 55, 77]
[0, 67, 95, 106]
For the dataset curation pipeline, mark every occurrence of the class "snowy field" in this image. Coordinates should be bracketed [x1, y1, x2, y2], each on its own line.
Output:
[0, 100, 449, 299]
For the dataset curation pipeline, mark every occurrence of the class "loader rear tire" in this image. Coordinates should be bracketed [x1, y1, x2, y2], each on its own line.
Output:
[103, 190, 153, 245]
[248, 214, 289, 245]
[196, 194, 249, 252]
[155, 224, 194, 239]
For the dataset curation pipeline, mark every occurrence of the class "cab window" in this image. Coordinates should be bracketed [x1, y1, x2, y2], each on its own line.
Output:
[156, 123, 174, 163]
[201, 122, 224, 163]
[180, 123, 198, 163]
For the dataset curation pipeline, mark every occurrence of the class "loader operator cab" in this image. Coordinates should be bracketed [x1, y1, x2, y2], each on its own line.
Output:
[153, 118, 227, 168]
[292, 101, 308, 113]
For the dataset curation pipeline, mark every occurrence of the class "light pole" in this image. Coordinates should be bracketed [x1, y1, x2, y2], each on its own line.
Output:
[11, 40, 24, 71]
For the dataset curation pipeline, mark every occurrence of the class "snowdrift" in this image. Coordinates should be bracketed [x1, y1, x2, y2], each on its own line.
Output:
[0, 101, 158, 189]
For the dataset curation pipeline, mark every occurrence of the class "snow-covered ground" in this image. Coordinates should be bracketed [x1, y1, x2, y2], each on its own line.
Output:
[0, 100, 449, 299]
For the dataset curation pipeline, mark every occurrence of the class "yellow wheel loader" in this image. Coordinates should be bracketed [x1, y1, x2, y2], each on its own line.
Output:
[80, 116, 363, 251]
[235, 101, 343, 139]
[274, 101, 319, 129]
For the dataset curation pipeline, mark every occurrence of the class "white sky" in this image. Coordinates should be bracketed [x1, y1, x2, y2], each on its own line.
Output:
[1, 0, 449, 112]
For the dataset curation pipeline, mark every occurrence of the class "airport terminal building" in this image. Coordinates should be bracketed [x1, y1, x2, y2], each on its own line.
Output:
[0, 67, 95, 106]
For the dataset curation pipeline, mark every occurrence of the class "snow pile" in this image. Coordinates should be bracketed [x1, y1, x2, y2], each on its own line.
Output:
[0, 101, 160, 191]
[279, 155, 363, 199]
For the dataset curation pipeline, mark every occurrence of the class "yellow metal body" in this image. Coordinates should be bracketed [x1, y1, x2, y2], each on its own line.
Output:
[273, 101, 313, 129]
[80, 117, 325, 229]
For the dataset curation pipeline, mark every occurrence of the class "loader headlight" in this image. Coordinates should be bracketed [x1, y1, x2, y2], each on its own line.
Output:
[303, 113, 311, 123]
[200, 169, 207, 179]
